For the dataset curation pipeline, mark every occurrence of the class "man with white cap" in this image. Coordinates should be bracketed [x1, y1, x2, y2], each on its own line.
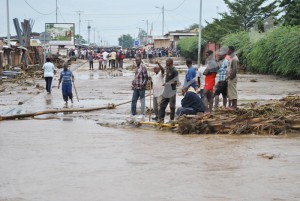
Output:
[176, 86, 205, 116]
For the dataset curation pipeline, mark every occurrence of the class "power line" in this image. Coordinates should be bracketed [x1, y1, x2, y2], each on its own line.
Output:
[61, 12, 160, 16]
[165, 0, 187, 11]
[58, 7, 66, 23]
[23, 0, 55, 15]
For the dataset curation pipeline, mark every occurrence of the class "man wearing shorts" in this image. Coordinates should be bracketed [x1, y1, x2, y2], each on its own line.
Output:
[214, 49, 229, 108]
[203, 50, 218, 112]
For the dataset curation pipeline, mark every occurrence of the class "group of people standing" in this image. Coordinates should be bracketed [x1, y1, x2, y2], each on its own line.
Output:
[130, 57, 180, 123]
[130, 46, 239, 123]
[88, 49, 125, 70]
[197, 46, 239, 112]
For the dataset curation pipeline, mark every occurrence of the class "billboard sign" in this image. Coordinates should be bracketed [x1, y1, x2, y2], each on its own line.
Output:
[45, 23, 75, 46]
[30, 39, 42, 46]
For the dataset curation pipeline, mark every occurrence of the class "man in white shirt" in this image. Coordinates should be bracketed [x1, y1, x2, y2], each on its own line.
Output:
[196, 64, 206, 99]
[150, 61, 165, 121]
[42, 58, 57, 94]
[102, 50, 109, 70]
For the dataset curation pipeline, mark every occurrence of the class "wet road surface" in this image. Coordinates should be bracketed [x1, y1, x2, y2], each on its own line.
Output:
[1, 60, 300, 201]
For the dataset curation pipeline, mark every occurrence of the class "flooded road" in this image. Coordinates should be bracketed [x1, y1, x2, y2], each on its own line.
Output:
[1, 119, 300, 201]
[1, 60, 300, 200]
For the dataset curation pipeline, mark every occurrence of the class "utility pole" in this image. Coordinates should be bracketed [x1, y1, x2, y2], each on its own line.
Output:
[216, 6, 219, 20]
[86, 20, 92, 45]
[76, 11, 83, 46]
[6, 0, 10, 48]
[162, 5, 164, 37]
[155, 5, 165, 37]
[142, 19, 149, 45]
[93, 28, 96, 44]
[56, 0, 58, 23]
[197, 0, 203, 69]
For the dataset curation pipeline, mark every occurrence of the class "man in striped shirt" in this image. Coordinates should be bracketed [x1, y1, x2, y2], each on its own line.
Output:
[131, 57, 148, 120]
[214, 49, 229, 108]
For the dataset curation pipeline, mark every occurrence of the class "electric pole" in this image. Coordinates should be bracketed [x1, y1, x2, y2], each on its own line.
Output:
[76, 11, 83, 45]
[155, 5, 165, 37]
[197, 0, 203, 68]
[6, 0, 10, 48]
[142, 19, 149, 45]
[56, 0, 58, 23]
[162, 5, 164, 37]
[93, 28, 96, 44]
[86, 20, 92, 45]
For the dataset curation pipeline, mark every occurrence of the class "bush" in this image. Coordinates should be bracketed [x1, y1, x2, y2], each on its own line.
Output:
[177, 36, 206, 61]
[221, 31, 253, 67]
[222, 26, 300, 78]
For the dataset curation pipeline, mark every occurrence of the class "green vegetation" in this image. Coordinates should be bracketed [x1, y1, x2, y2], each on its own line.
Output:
[118, 34, 134, 48]
[176, 0, 300, 78]
[224, 0, 280, 31]
[222, 26, 300, 77]
[279, 0, 300, 26]
[221, 31, 253, 67]
[177, 36, 207, 61]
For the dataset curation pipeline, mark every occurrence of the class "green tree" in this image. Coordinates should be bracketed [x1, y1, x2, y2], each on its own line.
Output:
[75, 34, 87, 44]
[177, 36, 207, 61]
[279, 0, 300, 25]
[118, 34, 134, 48]
[202, 13, 242, 42]
[138, 29, 147, 45]
[186, 23, 199, 31]
[224, 0, 280, 31]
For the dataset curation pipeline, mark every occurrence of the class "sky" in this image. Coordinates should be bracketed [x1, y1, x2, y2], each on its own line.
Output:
[0, 0, 228, 46]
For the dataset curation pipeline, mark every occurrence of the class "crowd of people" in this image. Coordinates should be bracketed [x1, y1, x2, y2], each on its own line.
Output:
[68, 47, 180, 70]
[130, 46, 239, 123]
[43, 45, 239, 121]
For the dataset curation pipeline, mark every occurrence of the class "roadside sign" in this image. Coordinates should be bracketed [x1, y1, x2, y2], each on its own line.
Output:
[134, 41, 139, 46]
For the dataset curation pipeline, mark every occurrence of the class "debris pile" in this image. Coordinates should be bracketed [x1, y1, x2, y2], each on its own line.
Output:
[177, 96, 300, 135]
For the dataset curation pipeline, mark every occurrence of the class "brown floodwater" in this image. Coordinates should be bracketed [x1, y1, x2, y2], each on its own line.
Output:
[1, 60, 300, 201]
[1, 119, 300, 201]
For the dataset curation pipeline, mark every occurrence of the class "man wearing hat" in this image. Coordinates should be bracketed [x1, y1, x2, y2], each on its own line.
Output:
[176, 86, 205, 116]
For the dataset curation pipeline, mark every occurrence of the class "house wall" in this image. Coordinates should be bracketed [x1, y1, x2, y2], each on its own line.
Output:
[203, 42, 220, 61]
[154, 39, 170, 49]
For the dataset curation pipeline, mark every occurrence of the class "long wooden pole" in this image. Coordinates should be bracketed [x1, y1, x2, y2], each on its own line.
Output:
[0, 94, 151, 121]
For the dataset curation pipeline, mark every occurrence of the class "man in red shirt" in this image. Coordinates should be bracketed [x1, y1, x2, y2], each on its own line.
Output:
[203, 50, 218, 112]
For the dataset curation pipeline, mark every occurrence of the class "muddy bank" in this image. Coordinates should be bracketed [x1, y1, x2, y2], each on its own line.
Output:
[177, 96, 300, 135]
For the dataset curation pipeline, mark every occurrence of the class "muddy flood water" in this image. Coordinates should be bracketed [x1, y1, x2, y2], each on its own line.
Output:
[1, 60, 300, 201]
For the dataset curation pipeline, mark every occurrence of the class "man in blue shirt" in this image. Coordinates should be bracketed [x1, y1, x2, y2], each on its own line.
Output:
[176, 86, 205, 116]
[183, 58, 196, 90]
[58, 63, 75, 105]
[214, 49, 229, 108]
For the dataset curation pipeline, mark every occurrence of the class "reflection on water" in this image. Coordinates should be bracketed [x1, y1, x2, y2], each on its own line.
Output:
[77, 71, 133, 80]
[45, 98, 52, 105]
